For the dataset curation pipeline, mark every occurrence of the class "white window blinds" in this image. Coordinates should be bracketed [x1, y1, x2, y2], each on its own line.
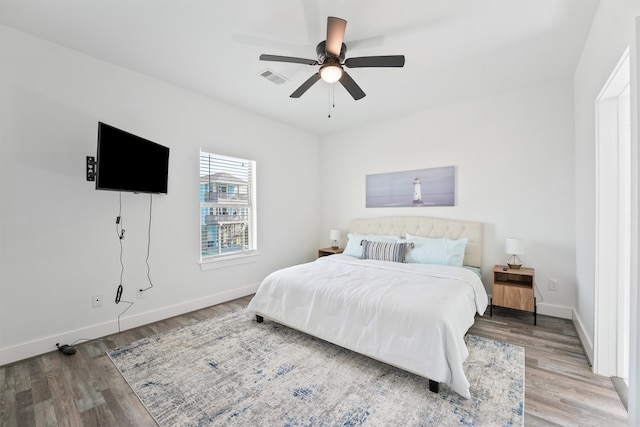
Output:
[200, 150, 256, 261]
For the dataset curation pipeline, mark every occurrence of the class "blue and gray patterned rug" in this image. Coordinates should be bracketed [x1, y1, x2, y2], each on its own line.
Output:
[108, 309, 524, 426]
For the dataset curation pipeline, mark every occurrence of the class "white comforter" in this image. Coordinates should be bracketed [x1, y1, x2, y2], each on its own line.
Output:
[247, 254, 488, 399]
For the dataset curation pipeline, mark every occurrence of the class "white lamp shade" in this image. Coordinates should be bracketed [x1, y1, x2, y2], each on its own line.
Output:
[505, 238, 524, 255]
[329, 229, 342, 241]
[320, 65, 343, 83]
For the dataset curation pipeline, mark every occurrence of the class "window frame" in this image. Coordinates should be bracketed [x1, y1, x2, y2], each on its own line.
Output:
[199, 148, 257, 268]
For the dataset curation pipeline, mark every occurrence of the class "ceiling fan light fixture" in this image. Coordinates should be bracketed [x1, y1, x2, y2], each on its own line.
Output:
[259, 16, 404, 100]
[320, 64, 343, 83]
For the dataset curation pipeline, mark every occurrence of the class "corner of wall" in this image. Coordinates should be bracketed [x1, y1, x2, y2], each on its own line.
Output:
[573, 308, 594, 367]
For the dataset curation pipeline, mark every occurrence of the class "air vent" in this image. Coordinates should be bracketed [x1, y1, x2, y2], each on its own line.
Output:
[259, 69, 289, 85]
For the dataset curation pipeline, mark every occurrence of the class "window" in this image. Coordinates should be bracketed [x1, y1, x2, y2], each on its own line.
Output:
[200, 150, 256, 262]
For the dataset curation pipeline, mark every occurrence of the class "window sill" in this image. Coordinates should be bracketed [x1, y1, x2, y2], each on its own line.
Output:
[199, 251, 259, 271]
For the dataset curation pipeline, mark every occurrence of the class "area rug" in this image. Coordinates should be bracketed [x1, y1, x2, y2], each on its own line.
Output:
[108, 309, 524, 426]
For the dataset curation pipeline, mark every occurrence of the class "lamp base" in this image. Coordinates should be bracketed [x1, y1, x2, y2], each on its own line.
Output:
[506, 254, 523, 270]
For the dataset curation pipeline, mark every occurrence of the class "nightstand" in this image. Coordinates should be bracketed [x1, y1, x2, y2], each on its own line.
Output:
[318, 247, 343, 258]
[490, 265, 536, 325]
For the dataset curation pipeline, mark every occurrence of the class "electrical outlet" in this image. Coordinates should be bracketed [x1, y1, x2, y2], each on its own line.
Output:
[92, 294, 103, 308]
[136, 288, 145, 299]
[549, 279, 559, 291]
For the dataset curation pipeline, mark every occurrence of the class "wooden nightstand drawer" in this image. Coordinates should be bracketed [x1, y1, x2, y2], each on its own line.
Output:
[493, 283, 534, 312]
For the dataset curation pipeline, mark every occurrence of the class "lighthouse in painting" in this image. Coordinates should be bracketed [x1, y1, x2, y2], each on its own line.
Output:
[413, 177, 422, 205]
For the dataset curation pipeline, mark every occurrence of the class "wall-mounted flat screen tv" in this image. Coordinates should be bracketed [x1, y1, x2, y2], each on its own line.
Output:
[96, 122, 169, 194]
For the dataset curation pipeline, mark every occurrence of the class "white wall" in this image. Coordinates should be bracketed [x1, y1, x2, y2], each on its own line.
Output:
[0, 26, 321, 365]
[634, 15, 640, 425]
[573, 1, 640, 423]
[318, 79, 576, 317]
[573, 0, 639, 364]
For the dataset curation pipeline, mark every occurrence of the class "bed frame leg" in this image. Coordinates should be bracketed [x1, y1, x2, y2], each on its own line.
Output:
[429, 380, 439, 393]
[255, 315, 264, 323]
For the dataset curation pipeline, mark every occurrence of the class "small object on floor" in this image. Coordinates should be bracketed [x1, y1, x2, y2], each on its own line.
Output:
[57, 343, 76, 355]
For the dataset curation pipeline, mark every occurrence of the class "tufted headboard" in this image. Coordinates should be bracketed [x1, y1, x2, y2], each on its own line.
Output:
[348, 216, 483, 268]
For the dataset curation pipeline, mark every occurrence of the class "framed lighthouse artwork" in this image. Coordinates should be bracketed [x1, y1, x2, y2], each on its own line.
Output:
[365, 166, 455, 208]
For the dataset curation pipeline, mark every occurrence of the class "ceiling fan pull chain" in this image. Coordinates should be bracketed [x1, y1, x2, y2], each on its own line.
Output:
[328, 83, 338, 118]
[332, 84, 336, 108]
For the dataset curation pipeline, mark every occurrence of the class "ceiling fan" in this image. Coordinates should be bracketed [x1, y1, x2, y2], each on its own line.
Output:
[259, 16, 405, 100]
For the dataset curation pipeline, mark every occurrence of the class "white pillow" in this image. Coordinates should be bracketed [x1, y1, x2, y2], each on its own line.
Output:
[343, 233, 399, 258]
[405, 234, 468, 267]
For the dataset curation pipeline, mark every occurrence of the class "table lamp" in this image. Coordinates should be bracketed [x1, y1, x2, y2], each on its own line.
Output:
[505, 238, 524, 269]
[329, 229, 341, 249]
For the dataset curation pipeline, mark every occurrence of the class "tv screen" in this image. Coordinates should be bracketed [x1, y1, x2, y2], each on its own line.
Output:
[96, 122, 169, 194]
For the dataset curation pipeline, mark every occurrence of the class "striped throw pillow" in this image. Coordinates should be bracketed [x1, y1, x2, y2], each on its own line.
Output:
[361, 240, 414, 263]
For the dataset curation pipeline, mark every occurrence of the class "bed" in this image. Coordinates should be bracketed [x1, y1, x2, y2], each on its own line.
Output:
[247, 216, 488, 399]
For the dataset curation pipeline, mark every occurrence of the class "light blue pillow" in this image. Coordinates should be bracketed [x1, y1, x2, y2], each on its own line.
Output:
[405, 236, 468, 267]
[343, 233, 399, 258]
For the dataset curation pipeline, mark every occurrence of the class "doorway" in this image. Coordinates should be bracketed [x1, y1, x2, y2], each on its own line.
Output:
[594, 48, 631, 385]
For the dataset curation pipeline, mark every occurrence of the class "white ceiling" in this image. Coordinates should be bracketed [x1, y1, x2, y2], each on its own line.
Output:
[0, 0, 600, 135]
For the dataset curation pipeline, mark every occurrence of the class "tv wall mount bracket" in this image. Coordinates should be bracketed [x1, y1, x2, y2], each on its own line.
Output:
[86, 156, 96, 181]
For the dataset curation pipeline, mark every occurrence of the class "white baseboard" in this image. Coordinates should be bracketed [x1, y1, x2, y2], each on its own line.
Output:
[536, 302, 573, 319]
[0, 283, 260, 366]
[534, 304, 595, 367]
[116, 283, 260, 332]
[572, 309, 594, 367]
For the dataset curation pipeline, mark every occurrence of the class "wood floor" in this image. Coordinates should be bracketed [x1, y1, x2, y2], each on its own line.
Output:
[0, 296, 628, 426]
[469, 306, 627, 426]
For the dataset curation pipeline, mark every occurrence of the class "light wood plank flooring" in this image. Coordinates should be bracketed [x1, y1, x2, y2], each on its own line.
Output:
[469, 306, 627, 426]
[0, 296, 628, 426]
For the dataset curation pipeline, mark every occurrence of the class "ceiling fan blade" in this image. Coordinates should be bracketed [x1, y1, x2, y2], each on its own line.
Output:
[326, 16, 347, 57]
[290, 73, 321, 98]
[346, 34, 385, 51]
[339, 71, 366, 100]
[344, 55, 405, 68]
[260, 54, 318, 66]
